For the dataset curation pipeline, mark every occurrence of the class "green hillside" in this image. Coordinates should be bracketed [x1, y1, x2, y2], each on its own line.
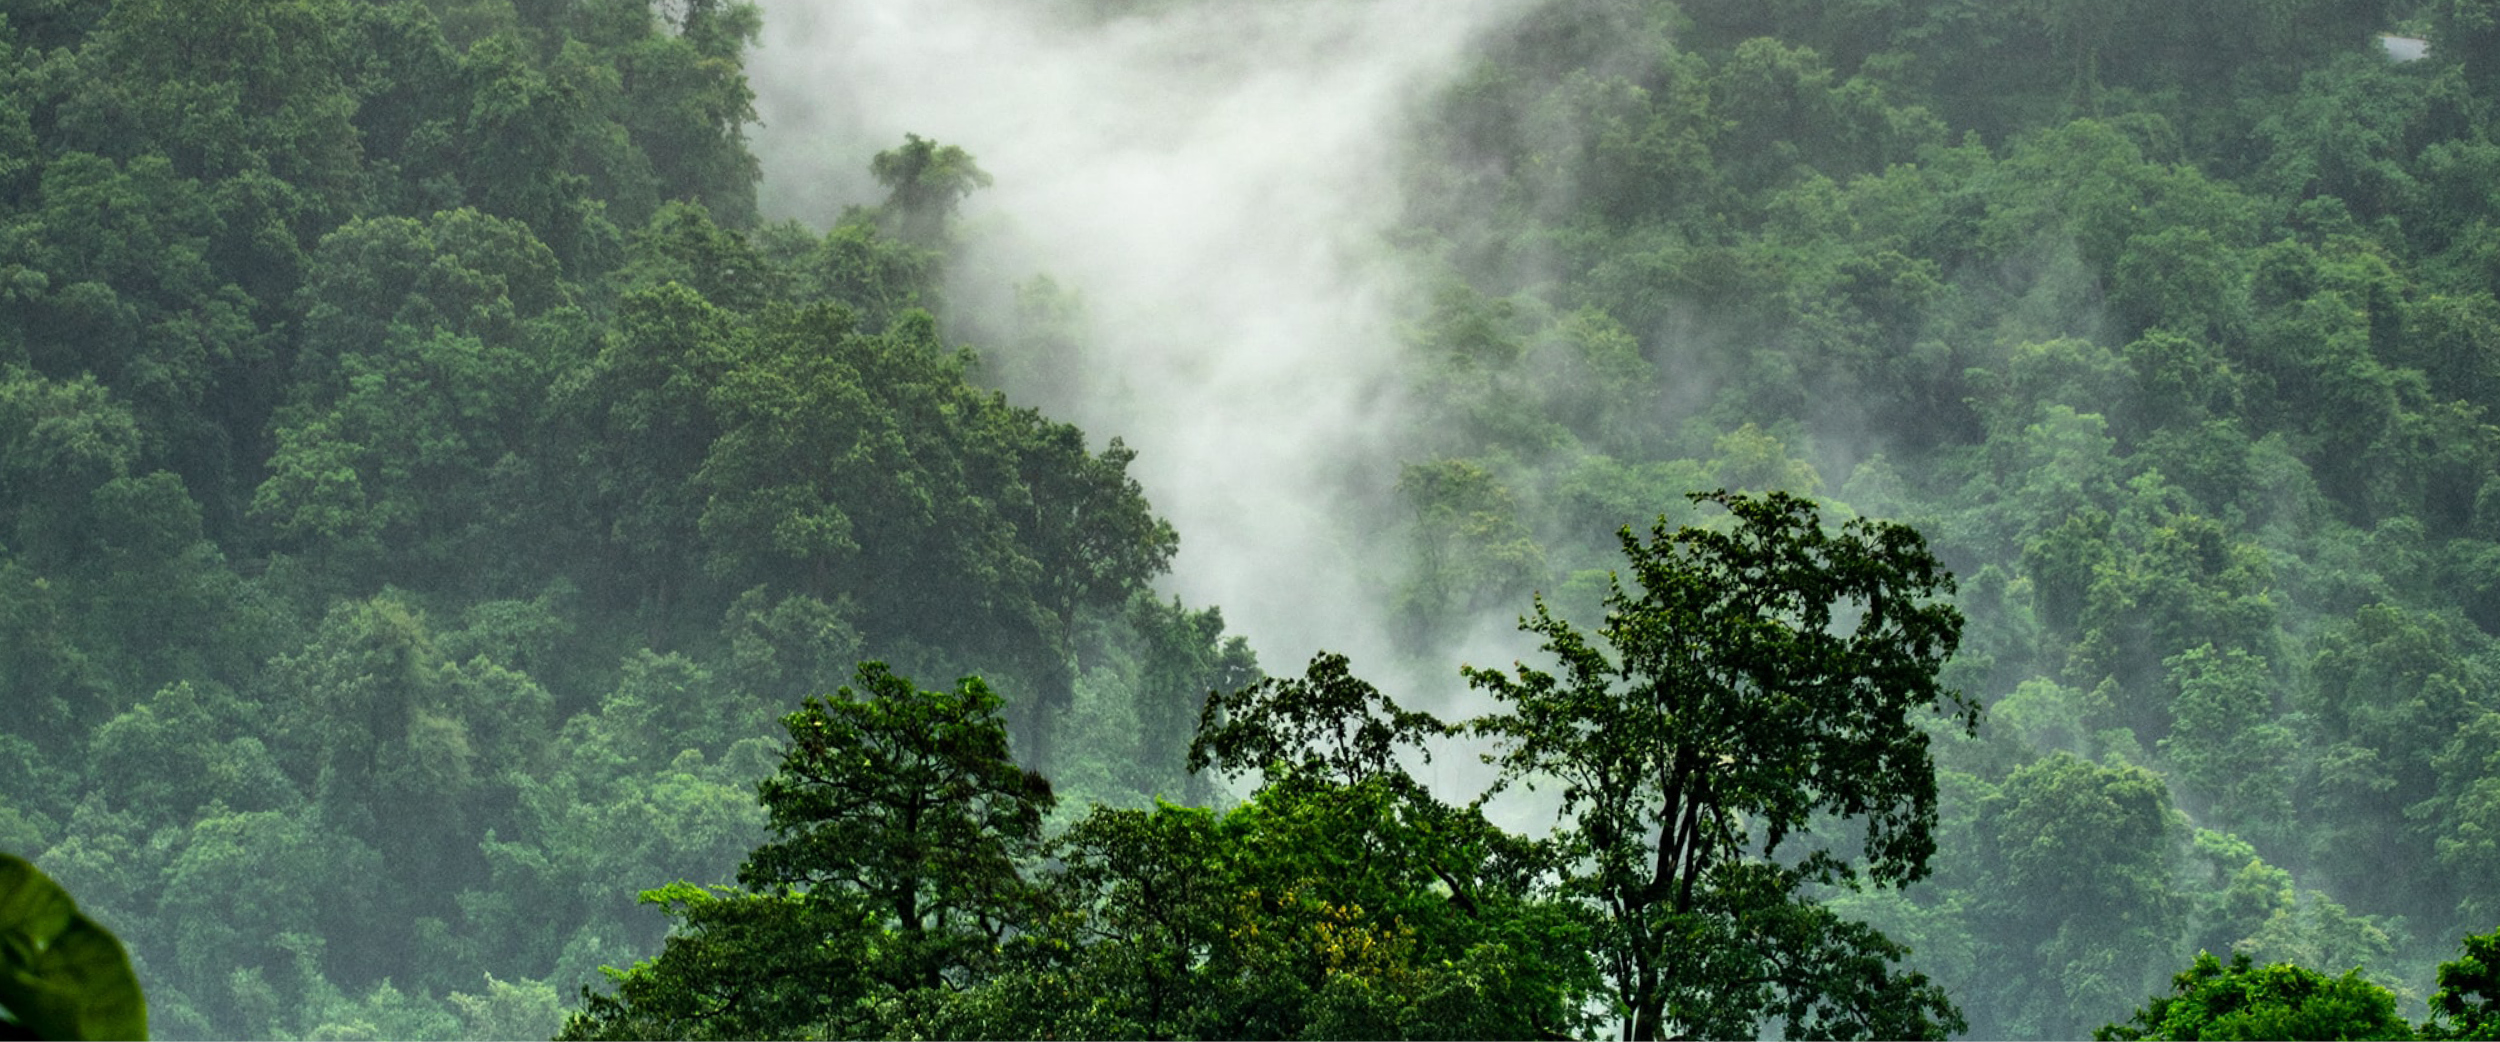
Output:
[3, 0, 2499, 1038]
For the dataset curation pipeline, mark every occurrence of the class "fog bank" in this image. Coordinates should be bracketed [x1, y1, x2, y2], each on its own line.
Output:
[745, 0, 1529, 676]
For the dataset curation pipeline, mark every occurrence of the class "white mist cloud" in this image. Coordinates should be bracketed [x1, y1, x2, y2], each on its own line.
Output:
[745, 0, 1531, 679]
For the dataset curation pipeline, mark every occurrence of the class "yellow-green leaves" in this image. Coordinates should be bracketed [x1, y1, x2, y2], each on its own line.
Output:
[0, 853, 146, 1041]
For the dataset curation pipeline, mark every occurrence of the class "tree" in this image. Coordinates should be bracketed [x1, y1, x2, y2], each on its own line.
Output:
[985, 417, 1179, 763]
[86, 681, 294, 825]
[252, 590, 557, 993]
[2428, 0, 2500, 92]
[603, 6, 762, 227]
[868, 134, 990, 246]
[458, 33, 601, 265]
[151, 806, 383, 1032]
[1959, 754, 2185, 1039]
[615, 201, 784, 313]
[563, 663, 1052, 1040]
[2159, 645, 2297, 843]
[2300, 603, 2492, 921]
[476, 653, 771, 996]
[737, 663, 1053, 995]
[690, 302, 1174, 759]
[1396, 458, 1548, 647]
[906, 651, 1599, 1041]
[558, 883, 883, 1042]
[555, 280, 740, 632]
[1118, 594, 1258, 806]
[258, 208, 579, 589]
[2422, 926, 2500, 1041]
[2098, 950, 2413, 1041]
[1463, 489, 1973, 1040]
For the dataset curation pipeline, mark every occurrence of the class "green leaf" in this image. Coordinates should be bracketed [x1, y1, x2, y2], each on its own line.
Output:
[0, 853, 147, 1041]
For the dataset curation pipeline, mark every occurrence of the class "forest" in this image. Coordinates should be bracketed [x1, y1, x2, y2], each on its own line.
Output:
[3, 0, 2500, 1038]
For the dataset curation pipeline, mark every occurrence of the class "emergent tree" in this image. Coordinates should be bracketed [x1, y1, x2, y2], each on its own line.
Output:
[1465, 490, 1976, 1040]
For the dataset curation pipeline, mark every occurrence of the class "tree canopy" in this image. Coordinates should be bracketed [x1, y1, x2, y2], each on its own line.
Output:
[9, 0, 2500, 1037]
[2098, 951, 2414, 1042]
[1465, 489, 1971, 1040]
[564, 491, 1966, 1040]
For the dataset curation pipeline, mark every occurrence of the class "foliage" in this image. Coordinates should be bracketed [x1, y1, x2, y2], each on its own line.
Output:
[558, 884, 882, 1042]
[0, 2, 1194, 1034]
[10, 0, 2500, 1036]
[577, 649, 1603, 1041]
[1393, 1, 2500, 1034]
[0, 852, 146, 1041]
[742, 664, 1054, 993]
[1464, 490, 1971, 1039]
[2097, 951, 2413, 1041]
[561, 662, 1049, 1039]
[869, 134, 992, 246]
[1958, 754, 2186, 1038]
[2424, 927, 2500, 1041]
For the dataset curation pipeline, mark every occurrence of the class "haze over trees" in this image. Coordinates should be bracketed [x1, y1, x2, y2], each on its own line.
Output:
[1, 1, 1211, 1036]
[2, 0, 2500, 1038]
[560, 491, 1971, 1040]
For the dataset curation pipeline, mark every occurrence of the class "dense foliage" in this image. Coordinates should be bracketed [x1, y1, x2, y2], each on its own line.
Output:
[5, 0, 2500, 1037]
[563, 656, 1601, 1040]
[1374, 0, 2500, 1034]
[2101, 951, 2417, 1041]
[0, 1, 1223, 1037]
[566, 491, 1969, 1039]
[1463, 491, 1970, 1039]
[2098, 928, 2500, 1040]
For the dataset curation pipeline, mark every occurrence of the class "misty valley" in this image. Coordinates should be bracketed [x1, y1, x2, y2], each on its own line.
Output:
[5, 0, 2500, 1039]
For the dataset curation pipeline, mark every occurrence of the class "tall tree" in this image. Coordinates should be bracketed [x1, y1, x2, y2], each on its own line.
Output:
[868, 134, 990, 247]
[737, 663, 1054, 994]
[910, 651, 1599, 1041]
[1959, 754, 2185, 1039]
[560, 662, 1053, 1041]
[1464, 489, 1973, 1040]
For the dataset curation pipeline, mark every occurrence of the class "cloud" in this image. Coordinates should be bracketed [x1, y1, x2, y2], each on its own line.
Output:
[745, 0, 1531, 680]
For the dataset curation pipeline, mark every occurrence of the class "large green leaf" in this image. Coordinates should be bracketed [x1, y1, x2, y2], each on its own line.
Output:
[0, 854, 147, 1041]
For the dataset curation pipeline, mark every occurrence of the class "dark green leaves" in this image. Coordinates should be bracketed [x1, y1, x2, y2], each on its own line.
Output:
[567, 663, 1054, 1039]
[1466, 489, 1971, 1039]
[1191, 650, 1455, 790]
[742, 664, 1053, 993]
[2424, 927, 2500, 1041]
[0, 853, 146, 1041]
[559, 885, 882, 1042]
[2099, 951, 2413, 1041]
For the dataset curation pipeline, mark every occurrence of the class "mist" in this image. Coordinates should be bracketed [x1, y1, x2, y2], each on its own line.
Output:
[744, 0, 1534, 689]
